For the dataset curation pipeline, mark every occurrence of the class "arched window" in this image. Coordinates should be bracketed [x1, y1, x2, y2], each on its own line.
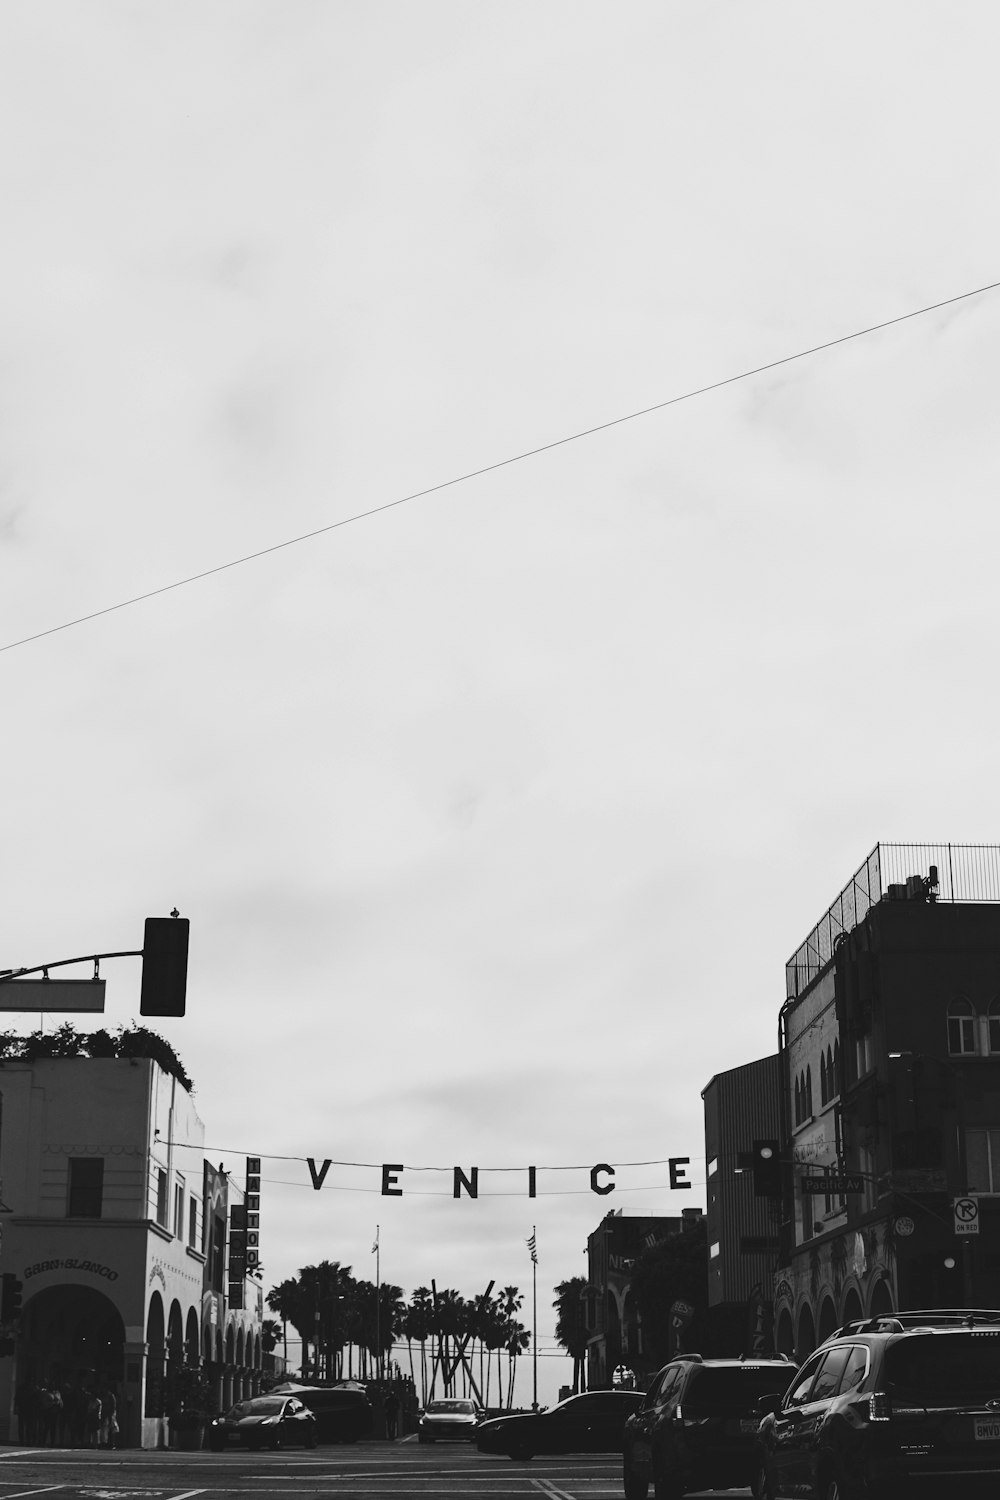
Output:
[832, 1039, 841, 1096]
[948, 997, 977, 1055]
[820, 1052, 828, 1107]
[805, 1065, 813, 1118]
[989, 1000, 1000, 1054]
[794, 1075, 802, 1126]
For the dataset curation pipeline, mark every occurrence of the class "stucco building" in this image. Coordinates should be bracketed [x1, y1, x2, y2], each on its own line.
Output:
[0, 1051, 263, 1447]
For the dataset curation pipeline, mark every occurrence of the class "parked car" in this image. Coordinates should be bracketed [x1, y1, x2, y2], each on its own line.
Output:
[623, 1353, 794, 1498]
[475, 1389, 643, 1460]
[418, 1397, 482, 1442]
[754, 1310, 1000, 1499]
[270, 1382, 373, 1443]
[208, 1394, 317, 1451]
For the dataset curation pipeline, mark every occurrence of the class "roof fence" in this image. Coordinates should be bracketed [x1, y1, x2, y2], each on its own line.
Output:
[785, 842, 1000, 1000]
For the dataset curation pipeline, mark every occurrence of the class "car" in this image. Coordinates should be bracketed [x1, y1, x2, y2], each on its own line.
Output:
[208, 1394, 317, 1451]
[622, 1353, 795, 1498]
[754, 1309, 1000, 1499]
[269, 1382, 373, 1443]
[475, 1389, 643, 1460]
[418, 1397, 483, 1442]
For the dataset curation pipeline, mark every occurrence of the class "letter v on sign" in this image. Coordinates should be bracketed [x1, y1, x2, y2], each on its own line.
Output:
[307, 1158, 332, 1190]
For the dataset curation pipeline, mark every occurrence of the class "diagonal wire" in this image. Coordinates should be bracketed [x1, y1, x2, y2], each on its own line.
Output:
[3, 277, 998, 656]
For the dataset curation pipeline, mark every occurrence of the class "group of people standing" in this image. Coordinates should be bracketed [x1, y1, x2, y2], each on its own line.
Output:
[14, 1378, 119, 1448]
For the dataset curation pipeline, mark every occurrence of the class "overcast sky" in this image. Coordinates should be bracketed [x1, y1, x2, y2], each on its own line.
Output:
[3, 1, 1000, 1404]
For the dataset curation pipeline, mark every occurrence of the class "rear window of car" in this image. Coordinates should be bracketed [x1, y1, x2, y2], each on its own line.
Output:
[885, 1334, 1000, 1395]
[427, 1400, 475, 1413]
[684, 1367, 792, 1411]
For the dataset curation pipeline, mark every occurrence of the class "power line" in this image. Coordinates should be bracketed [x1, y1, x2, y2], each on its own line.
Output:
[3, 276, 997, 657]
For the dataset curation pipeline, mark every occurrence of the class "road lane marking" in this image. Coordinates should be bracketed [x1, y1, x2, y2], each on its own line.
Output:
[2, 1488, 66, 1499]
[532, 1481, 579, 1499]
[169, 1491, 206, 1499]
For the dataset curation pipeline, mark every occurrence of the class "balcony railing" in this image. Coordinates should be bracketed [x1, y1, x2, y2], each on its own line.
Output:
[785, 842, 1000, 1000]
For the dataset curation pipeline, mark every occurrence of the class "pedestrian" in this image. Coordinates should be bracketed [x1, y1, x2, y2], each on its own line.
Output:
[100, 1385, 119, 1449]
[83, 1389, 103, 1449]
[384, 1388, 400, 1440]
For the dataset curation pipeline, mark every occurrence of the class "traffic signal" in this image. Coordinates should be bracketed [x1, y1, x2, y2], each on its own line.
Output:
[1, 1274, 22, 1322]
[140, 916, 189, 1017]
[752, 1140, 782, 1197]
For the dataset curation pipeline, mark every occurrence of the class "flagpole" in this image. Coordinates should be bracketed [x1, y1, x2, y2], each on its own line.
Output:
[374, 1225, 381, 1385]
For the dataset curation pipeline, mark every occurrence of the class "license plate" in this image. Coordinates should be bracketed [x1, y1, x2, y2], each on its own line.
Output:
[974, 1418, 1000, 1442]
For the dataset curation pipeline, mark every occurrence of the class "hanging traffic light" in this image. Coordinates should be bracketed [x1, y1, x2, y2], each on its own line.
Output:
[752, 1140, 782, 1197]
[1, 1274, 22, 1322]
[140, 916, 189, 1017]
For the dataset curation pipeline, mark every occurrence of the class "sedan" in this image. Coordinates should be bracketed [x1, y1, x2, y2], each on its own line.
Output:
[475, 1390, 643, 1460]
[418, 1397, 483, 1442]
[208, 1395, 318, 1451]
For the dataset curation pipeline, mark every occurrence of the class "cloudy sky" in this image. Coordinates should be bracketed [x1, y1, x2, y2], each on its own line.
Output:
[3, 1, 1000, 1402]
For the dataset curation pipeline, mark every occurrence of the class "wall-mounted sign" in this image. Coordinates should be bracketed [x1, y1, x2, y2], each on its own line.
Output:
[954, 1196, 980, 1236]
[800, 1174, 866, 1195]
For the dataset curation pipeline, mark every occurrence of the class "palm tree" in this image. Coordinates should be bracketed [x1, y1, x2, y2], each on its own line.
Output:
[553, 1276, 589, 1393]
[497, 1286, 524, 1408]
[405, 1288, 434, 1404]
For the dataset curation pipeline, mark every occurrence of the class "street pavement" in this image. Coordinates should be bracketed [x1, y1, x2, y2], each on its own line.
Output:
[0, 1441, 750, 1500]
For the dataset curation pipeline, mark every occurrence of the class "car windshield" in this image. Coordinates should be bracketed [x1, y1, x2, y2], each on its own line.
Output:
[685, 1367, 793, 1412]
[239, 1398, 285, 1416]
[427, 1400, 475, 1413]
[885, 1335, 1000, 1395]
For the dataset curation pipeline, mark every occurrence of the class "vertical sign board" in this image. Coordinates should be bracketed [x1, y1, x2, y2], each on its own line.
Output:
[246, 1156, 261, 1272]
[227, 1157, 262, 1312]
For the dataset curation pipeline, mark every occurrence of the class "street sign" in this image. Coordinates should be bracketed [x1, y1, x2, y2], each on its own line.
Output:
[800, 1174, 866, 1195]
[954, 1196, 980, 1235]
[0, 979, 106, 1012]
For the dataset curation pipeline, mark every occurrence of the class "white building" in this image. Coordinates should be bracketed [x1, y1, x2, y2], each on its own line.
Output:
[0, 1053, 262, 1447]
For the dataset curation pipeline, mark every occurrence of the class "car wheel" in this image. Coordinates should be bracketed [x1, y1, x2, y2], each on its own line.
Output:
[652, 1457, 684, 1500]
[270, 1433, 283, 1451]
[623, 1455, 650, 1500]
[752, 1461, 775, 1500]
[819, 1466, 855, 1500]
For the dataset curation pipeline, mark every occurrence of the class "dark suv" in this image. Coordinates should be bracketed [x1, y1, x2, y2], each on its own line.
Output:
[754, 1310, 1000, 1499]
[622, 1353, 795, 1498]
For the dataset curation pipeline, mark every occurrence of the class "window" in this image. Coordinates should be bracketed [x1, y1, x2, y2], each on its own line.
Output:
[784, 1352, 825, 1408]
[989, 1002, 1000, 1055]
[810, 1346, 851, 1401]
[173, 1182, 184, 1238]
[966, 1127, 1000, 1193]
[948, 997, 977, 1055]
[189, 1195, 198, 1248]
[709, 1241, 721, 1259]
[839, 1345, 868, 1394]
[805, 1066, 813, 1117]
[155, 1167, 168, 1227]
[68, 1158, 104, 1217]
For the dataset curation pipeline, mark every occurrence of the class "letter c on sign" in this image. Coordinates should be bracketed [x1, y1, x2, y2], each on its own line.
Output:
[381, 1164, 404, 1197]
[590, 1163, 615, 1196]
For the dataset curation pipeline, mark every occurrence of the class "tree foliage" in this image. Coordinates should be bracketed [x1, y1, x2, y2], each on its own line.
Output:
[0, 1022, 194, 1090]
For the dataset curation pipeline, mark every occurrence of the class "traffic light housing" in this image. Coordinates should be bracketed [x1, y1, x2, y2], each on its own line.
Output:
[140, 916, 189, 1017]
[752, 1139, 782, 1197]
[1, 1274, 22, 1322]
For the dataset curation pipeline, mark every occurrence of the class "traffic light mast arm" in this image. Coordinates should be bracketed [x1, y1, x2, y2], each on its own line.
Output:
[0, 951, 142, 982]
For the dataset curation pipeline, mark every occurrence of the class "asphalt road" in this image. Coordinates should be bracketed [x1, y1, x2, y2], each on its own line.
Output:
[0, 1441, 750, 1500]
